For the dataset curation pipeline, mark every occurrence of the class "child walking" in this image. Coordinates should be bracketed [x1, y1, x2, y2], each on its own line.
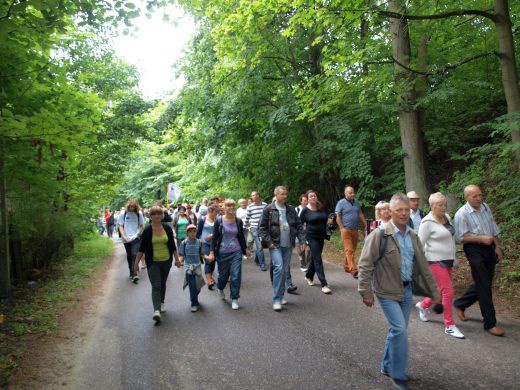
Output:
[179, 224, 206, 312]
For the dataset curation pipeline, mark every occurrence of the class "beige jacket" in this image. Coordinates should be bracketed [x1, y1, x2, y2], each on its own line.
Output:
[358, 223, 440, 302]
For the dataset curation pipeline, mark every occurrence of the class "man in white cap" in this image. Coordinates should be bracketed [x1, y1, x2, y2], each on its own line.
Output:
[406, 191, 425, 231]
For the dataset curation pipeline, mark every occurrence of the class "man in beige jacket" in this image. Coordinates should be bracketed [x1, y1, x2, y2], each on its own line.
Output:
[358, 193, 439, 390]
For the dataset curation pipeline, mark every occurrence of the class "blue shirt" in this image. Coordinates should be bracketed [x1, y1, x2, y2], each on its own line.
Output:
[335, 198, 362, 229]
[391, 222, 414, 281]
[179, 238, 202, 267]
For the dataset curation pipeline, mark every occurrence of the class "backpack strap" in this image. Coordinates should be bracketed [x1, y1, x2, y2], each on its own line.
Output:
[375, 228, 388, 266]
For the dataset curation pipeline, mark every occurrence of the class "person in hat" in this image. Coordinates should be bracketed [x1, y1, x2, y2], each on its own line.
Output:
[179, 224, 205, 312]
[406, 191, 425, 231]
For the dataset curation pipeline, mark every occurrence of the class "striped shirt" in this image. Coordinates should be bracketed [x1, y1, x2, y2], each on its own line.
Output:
[454, 202, 500, 244]
[244, 202, 267, 230]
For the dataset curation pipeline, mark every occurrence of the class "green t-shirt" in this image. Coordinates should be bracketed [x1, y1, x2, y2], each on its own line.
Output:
[152, 233, 170, 262]
[176, 217, 189, 240]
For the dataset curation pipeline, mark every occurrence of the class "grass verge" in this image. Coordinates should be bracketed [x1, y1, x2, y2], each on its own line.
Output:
[0, 234, 113, 387]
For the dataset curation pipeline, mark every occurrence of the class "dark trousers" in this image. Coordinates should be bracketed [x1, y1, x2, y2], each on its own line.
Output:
[305, 237, 328, 287]
[106, 224, 113, 238]
[186, 273, 200, 306]
[454, 243, 497, 329]
[123, 239, 140, 277]
[148, 260, 172, 311]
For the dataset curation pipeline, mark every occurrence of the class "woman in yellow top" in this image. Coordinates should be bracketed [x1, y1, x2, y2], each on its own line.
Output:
[135, 206, 180, 323]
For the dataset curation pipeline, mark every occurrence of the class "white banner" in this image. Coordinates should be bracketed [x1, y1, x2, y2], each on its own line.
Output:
[167, 183, 181, 202]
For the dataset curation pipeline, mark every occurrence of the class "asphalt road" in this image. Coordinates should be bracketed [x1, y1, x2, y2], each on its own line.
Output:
[70, 240, 520, 389]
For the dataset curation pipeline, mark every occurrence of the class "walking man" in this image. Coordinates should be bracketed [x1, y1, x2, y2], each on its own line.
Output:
[453, 185, 505, 336]
[358, 193, 439, 390]
[406, 191, 425, 231]
[259, 186, 305, 311]
[335, 186, 367, 278]
[244, 191, 267, 271]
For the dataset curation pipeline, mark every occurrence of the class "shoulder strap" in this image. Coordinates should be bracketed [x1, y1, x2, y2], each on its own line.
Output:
[375, 228, 388, 265]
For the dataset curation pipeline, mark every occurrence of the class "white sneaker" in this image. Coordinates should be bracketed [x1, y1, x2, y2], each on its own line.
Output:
[281, 299, 288, 305]
[132, 275, 139, 284]
[190, 305, 199, 312]
[231, 299, 239, 310]
[416, 302, 429, 322]
[305, 277, 315, 286]
[153, 310, 161, 322]
[160, 303, 166, 313]
[218, 289, 225, 300]
[321, 285, 332, 294]
[300, 267, 308, 272]
[445, 325, 465, 339]
[273, 302, 282, 311]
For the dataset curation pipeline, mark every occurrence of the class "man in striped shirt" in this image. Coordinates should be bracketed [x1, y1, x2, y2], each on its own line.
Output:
[245, 191, 267, 271]
[453, 184, 504, 337]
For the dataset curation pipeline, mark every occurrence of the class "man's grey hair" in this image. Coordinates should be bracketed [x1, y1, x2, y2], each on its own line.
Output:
[389, 193, 410, 209]
[274, 186, 288, 195]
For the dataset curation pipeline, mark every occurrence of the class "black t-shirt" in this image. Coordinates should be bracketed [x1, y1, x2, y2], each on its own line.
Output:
[162, 213, 172, 223]
[299, 207, 329, 240]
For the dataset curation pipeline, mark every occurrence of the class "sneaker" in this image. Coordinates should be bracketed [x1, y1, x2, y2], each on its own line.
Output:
[321, 285, 332, 294]
[445, 325, 465, 339]
[305, 277, 315, 286]
[416, 302, 429, 322]
[287, 285, 297, 294]
[231, 299, 239, 310]
[273, 302, 282, 311]
[153, 310, 161, 322]
[190, 305, 199, 312]
[160, 303, 166, 313]
[260, 265, 267, 271]
[132, 275, 139, 284]
[218, 289, 225, 300]
[281, 299, 288, 305]
[390, 378, 409, 390]
[300, 267, 308, 272]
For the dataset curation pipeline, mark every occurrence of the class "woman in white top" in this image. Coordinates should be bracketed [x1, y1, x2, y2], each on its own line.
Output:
[416, 192, 464, 339]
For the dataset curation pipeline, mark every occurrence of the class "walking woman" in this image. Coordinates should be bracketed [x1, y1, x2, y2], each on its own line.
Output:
[134, 206, 180, 323]
[197, 203, 220, 289]
[416, 192, 465, 339]
[118, 199, 144, 282]
[207, 199, 247, 310]
[299, 190, 333, 294]
[369, 201, 391, 233]
[173, 205, 190, 248]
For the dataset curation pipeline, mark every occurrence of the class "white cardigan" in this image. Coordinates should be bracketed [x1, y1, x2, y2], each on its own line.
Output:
[418, 212, 456, 262]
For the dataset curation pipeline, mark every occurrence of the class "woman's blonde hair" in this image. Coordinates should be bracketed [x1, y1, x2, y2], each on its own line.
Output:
[429, 192, 447, 207]
[374, 201, 390, 220]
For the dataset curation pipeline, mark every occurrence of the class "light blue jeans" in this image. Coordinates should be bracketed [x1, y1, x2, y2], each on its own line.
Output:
[250, 228, 265, 267]
[217, 250, 243, 300]
[378, 283, 413, 381]
[269, 246, 292, 303]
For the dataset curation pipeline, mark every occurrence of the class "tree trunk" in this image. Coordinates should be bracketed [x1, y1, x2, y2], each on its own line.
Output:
[0, 139, 11, 298]
[388, 0, 430, 204]
[494, 0, 520, 169]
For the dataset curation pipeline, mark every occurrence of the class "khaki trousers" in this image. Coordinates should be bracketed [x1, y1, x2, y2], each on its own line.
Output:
[340, 228, 358, 274]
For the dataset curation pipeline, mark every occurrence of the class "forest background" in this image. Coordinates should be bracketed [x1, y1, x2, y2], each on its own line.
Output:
[0, 0, 519, 312]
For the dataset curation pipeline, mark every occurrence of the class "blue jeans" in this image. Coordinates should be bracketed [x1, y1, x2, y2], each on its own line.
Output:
[217, 250, 242, 299]
[202, 243, 216, 274]
[269, 246, 292, 303]
[186, 273, 200, 306]
[378, 284, 413, 381]
[251, 228, 265, 267]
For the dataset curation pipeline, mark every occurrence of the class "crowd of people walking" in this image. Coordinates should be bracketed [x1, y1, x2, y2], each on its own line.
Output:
[100, 183, 505, 390]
